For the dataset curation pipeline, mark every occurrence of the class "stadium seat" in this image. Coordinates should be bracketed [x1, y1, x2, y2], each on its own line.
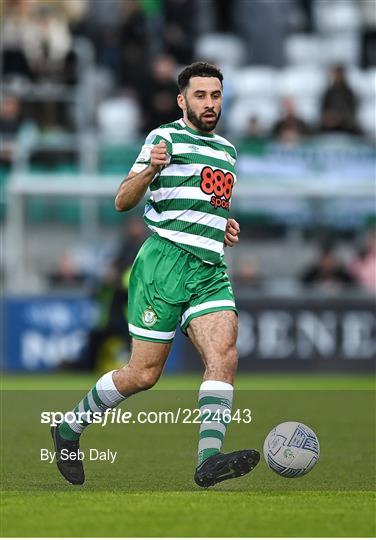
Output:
[276, 67, 326, 99]
[358, 99, 376, 138]
[320, 33, 361, 66]
[194, 33, 247, 67]
[347, 67, 374, 99]
[227, 98, 279, 135]
[97, 97, 140, 142]
[292, 96, 321, 125]
[231, 67, 277, 98]
[285, 34, 322, 66]
[314, 0, 361, 33]
[366, 68, 376, 98]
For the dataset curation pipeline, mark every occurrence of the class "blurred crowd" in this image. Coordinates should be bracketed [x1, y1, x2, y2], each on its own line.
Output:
[1, 0, 375, 304]
[233, 226, 376, 295]
[1, 0, 375, 144]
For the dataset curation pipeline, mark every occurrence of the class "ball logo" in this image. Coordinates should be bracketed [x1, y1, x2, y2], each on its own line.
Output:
[200, 166, 234, 211]
[142, 307, 157, 327]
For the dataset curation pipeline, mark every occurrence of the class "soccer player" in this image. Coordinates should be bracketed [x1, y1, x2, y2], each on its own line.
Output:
[51, 62, 260, 486]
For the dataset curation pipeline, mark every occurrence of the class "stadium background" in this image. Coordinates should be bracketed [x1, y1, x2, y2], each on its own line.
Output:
[1, 0, 375, 374]
[0, 1, 375, 537]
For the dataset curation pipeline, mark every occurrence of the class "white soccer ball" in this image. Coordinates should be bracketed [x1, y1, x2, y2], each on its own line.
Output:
[263, 421, 320, 478]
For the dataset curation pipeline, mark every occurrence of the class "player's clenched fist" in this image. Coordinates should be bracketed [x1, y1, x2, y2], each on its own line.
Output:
[149, 141, 170, 172]
[224, 218, 240, 247]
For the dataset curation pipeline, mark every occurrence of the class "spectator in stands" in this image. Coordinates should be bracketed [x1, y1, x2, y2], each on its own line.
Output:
[119, 0, 148, 91]
[320, 66, 360, 134]
[162, 0, 195, 65]
[141, 54, 181, 134]
[116, 217, 148, 269]
[237, 116, 267, 154]
[48, 251, 87, 289]
[246, 116, 265, 139]
[0, 95, 23, 137]
[3, 0, 72, 81]
[0, 95, 23, 165]
[233, 256, 261, 289]
[350, 228, 376, 295]
[301, 243, 355, 292]
[272, 97, 310, 145]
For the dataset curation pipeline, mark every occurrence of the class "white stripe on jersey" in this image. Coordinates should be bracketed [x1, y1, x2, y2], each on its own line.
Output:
[147, 225, 224, 255]
[145, 207, 227, 230]
[151, 186, 212, 202]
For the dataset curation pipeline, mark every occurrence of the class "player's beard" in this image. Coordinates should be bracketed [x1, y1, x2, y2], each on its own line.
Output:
[186, 102, 221, 133]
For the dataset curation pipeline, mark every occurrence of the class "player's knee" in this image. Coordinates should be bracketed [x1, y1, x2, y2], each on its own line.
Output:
[114, 365, 161, 393]
[135, 367, 161, 391]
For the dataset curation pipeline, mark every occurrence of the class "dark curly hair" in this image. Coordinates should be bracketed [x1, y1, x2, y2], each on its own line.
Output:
[178, 62, 223, 93]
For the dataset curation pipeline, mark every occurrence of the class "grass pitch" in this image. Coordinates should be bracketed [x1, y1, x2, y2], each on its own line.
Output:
[1, 373, 375, 537]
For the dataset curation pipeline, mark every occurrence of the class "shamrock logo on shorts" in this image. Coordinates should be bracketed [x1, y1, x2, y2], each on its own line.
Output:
[142, 307, 157, 327]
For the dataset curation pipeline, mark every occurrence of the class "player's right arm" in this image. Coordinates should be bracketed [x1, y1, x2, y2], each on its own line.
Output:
[115, 141, 169, 212]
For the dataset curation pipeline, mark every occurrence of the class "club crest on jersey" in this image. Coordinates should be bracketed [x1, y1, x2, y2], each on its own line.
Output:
[200, 166, 235, 211]
[142, 307, 157, 327]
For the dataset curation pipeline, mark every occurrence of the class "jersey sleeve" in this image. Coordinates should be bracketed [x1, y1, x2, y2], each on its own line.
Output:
[129, 129, 173, 175]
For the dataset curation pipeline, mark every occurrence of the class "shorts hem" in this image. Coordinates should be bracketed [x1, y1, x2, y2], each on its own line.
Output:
[180, 306, 238, 334]
[129, 332, 174, 344]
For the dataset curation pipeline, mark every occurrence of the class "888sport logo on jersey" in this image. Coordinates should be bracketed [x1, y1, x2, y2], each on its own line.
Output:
[200, 166, 235, 211]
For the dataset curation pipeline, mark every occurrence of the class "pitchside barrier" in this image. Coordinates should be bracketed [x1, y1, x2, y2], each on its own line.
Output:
[2, 294, 375, 372]
[180, 294, 376, 372]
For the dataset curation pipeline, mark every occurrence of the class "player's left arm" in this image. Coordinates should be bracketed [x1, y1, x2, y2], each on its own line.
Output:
[224, 218, 240, 247]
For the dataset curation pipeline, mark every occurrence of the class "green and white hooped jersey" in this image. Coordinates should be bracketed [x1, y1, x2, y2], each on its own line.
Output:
[130, 119, 237, 265]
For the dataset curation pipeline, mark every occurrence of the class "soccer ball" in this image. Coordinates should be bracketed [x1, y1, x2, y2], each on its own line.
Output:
[263, 421, 320, 478]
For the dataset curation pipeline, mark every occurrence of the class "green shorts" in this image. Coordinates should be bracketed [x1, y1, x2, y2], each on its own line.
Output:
[128, 234, 237, 343]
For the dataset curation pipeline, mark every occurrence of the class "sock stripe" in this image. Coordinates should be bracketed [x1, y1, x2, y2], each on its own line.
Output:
[58, 422, 81, 441]
[91, 386, 108, 409]
[201, 421, 226, 435]
[58, 371, 126, 442]
[199, 396, 231, 408]
[199, 429, 224, 442]
[88, 391, 103, 413]
[198, 437, 222, 452]
[83, 395, 90, 412]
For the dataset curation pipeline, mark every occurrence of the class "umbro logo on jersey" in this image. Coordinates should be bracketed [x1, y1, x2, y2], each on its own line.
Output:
[188, 144, 200, 152]
[200, 166, 234, 211]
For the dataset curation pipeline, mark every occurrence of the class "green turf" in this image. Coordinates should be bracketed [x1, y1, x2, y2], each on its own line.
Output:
[1, 372, 374, 390]
[2, 491, 374, 537]
[1, 373, 375, 537]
